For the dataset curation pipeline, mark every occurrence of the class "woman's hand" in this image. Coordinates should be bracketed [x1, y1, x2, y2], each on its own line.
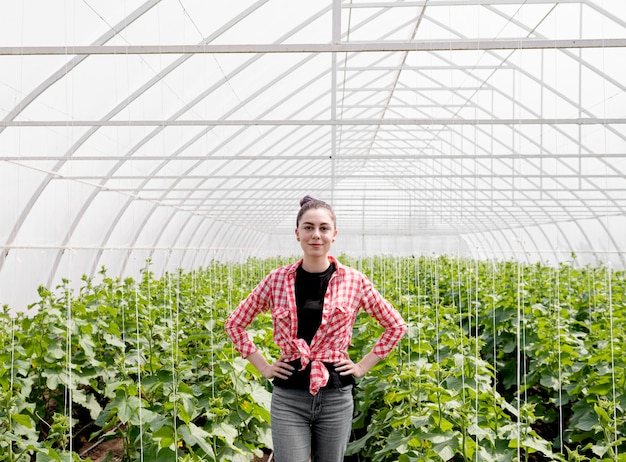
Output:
[334, 351, 366, 378]
[335, 350, 382, 378]
[261, 355, 295, 380]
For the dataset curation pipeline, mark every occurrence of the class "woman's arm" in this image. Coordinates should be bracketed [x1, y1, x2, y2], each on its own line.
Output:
[335, 273, 407, 378]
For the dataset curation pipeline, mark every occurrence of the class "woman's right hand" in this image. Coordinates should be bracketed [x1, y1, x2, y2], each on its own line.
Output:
[262, 355, 295, 379]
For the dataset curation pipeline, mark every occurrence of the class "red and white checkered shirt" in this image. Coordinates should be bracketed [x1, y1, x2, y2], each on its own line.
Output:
[225, 256, 407, 395]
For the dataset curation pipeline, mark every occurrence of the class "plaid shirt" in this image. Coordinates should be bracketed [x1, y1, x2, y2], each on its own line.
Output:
[225, 256, 407, 395]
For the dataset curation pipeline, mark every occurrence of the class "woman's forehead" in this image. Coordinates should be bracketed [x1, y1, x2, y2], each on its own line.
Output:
[300, 207, 334, 223]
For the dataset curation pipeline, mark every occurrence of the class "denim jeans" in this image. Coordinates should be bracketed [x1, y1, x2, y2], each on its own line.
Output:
[270, 385, 354, 462]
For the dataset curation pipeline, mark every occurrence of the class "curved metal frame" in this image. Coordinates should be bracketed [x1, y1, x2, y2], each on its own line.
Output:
[1, 0, 625, 306]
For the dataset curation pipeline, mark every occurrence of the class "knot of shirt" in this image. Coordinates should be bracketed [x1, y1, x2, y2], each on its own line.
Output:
[290, 338, 346, 395]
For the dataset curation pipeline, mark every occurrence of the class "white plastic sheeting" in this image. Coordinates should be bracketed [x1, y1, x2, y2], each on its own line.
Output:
[1, 0, 625, 310]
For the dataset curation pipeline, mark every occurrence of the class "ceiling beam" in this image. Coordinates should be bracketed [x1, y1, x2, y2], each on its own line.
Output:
[2, 117, 625, 127]
[1, 38, 624, 56]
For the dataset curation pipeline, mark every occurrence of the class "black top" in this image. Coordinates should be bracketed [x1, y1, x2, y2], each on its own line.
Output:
[295, 263, 334, 344]
[273, 263, 355, 390]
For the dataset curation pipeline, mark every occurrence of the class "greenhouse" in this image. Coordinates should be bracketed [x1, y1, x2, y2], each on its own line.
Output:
[1, 1, 625, 461]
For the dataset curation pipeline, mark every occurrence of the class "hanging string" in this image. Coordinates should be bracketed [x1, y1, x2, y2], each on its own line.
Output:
[65, 280, 73, 458]
[209, 259, 215, 401]
[63, 1, 74, 455]
[169, 271, 180, 454]
[455, 254, 465, 394]
[473, 258, 480, 460]
[133, 279, 144, 462]
[516, 260, 522, 462]
[414, 253, 423, 417]
[9, 312, 16, 460]
[555, 263, 564, 454]
[490, 258, 498, 430]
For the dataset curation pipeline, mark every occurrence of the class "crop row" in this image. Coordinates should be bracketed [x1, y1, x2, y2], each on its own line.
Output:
[0, 255, 624, 461]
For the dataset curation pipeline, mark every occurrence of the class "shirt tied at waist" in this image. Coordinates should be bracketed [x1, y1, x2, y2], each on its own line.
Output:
[290, 338, 346, 395]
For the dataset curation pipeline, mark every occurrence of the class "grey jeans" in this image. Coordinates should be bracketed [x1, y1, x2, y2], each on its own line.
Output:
[270, 385, 354, 462]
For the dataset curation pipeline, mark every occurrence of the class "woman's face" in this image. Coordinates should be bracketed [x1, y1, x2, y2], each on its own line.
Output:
[295, 207, 337, 259]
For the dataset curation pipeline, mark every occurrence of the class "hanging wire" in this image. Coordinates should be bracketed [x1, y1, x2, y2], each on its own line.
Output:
[455, 256, 465, 399]
[556, 263, 564, 454]
[470, 259, 480, 462]
[63, 1, 75, 454]
[134, 278, 144, 462]
[598, 1, 619, 453]
[9, 311, 16, 460]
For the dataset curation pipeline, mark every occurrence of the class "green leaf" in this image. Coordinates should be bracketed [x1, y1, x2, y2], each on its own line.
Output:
[11, 413, 34, 428]
[179, 422, 215, 457]
[72, 387, 102, 420]
[153, 425, 176, 449]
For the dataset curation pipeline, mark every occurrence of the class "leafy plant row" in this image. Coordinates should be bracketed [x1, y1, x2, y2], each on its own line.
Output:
[0, 255, 624, 461]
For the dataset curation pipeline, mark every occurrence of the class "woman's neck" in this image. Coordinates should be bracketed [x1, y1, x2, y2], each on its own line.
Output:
[301, 256, 331, 273]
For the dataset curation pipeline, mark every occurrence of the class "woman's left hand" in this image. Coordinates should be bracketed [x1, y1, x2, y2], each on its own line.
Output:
[334, 351, 366, 378]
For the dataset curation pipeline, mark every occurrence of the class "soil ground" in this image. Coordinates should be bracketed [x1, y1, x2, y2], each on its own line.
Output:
[78, 438, 272, 461]
[79, 438, 124, 461]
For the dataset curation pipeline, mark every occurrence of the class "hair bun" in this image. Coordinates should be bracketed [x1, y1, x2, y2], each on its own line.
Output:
[300, 195, 317, 207]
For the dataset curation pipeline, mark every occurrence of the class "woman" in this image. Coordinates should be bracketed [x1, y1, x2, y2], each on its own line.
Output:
[225, 196, 407, 462]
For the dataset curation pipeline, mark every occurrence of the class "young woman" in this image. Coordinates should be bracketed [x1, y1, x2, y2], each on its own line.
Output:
[225, 196, 407, 462]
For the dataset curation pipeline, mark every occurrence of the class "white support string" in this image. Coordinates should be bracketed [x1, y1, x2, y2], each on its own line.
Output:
[516, 260, 522, 462]
[490, 258, 498, 436]
[556, 265, 564, 454]
[65, 279, 73, 460]
[10, 313, 16, 460]
[209, 261, 215, 401]
[473, 257, 479, 461]
[607, 263, 618, 456]
[136, 276, 144, 462]
[455, 256, 465, 400]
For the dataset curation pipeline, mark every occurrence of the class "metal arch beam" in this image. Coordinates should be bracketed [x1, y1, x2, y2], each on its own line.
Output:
[331, 49, 620, 251]
[3, 0, 620, 274]
[480, 0, 626, 265]
[172, 12, 624, 242]
[345, 0, 586, 7]
[0, 0, 161, 134]
[186, 219, 222, 271]
[2, 38, 624, 56]
[176, 45, 344, 248]
[0, 0, 163, 276]
[404, 15, 625, 265]
[118, 51, 332, 275]
[364, 105, 568, 235]
[47, 0, 279, 284]
[107, 5, 336, 277]
[48, 0, 276, 286]
[374, 117, 571, 257]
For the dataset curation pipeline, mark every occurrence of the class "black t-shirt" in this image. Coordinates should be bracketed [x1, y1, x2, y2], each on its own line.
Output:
[273, 263, 355, 390]
[295, 263, 334, 344]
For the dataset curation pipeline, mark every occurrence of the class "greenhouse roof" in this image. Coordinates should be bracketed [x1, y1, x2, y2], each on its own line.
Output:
[1, 0, 626, 309]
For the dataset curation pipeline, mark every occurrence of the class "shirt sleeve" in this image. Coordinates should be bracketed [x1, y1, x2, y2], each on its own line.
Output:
[224, 273, 274, 358]
[359, 275, 407, 359]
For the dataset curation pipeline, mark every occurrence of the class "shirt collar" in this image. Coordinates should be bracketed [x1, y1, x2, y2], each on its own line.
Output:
[286, 255, 346, 276]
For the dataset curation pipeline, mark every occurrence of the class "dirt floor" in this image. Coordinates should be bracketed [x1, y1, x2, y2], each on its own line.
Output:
[79, 438, 124, 461]
[78, 438, 272, 462]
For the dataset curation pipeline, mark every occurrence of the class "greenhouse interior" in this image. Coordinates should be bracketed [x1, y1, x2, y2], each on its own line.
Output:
[1, 1, 625, 461]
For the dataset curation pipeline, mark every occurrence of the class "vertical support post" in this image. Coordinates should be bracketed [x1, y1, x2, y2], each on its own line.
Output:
[330, 0, 341, 204]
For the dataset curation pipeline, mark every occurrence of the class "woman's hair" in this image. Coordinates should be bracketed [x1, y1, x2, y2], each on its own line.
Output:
[296, 195, 336, 228]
